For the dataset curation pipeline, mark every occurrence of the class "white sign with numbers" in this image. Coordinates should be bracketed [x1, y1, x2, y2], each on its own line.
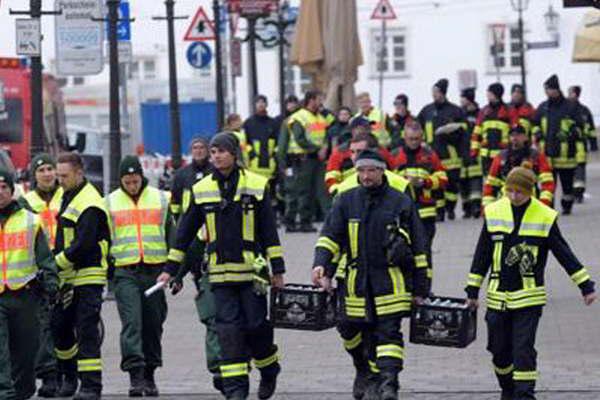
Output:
[54, 0, 104, 76]
[16, 19, 41, 56]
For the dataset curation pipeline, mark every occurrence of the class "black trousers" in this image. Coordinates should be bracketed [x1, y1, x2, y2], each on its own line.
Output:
[421, 217, 436, 277]
[337, 316, 404, 375]
[213, 283, 279, 398]
[52, 285, 103, 393]
[553, 168, 575, 211]
[573, 163, 586, 198]
[486, 307, 542, 400]
[444, 169, 461, 213]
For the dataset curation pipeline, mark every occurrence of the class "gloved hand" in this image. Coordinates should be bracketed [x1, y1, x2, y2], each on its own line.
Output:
[386, 232, 413, 267]
[170, 278, 183, 295]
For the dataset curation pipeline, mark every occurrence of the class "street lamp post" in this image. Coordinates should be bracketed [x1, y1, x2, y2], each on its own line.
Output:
[214, 0, 225, 130]
[152, 0, 187, 170]
[511, 0, 529, 96]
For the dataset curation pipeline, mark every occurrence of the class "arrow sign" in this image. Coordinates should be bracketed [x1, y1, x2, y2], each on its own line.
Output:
[184, 6, 216, 41]
[186, 42, 212, 69]
[371, 0, 397, 20]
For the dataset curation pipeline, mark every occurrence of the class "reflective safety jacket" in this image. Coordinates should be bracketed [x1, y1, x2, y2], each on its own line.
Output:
[483, 148, 555, 207]
[532, 96, 584, 169]
[325, 146, 395, 195]
[314, 182, 429, 321]
[353, 107, 391, 148]
[287, 108, 329, 154]
[336, 170, 414, 200]
[107, 186, 170, 267]
[166, 168, 285, 285]
[417, 100, 467, 171]
[22, 187, 63, 249]
[243, 114, 279, 179]
[572, 100, 597, 161]
[0, 207, 42, 293]
[471, 103, 516, 160]
[509, 102, 536, 139]
[466, 197, 594, 311]
[54, 181, 111, 287]
[393, 144, 448, 220]
[169, 160, 212, 219]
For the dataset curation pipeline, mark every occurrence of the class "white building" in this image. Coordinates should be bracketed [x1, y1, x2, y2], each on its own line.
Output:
[1, 0, 598, 153]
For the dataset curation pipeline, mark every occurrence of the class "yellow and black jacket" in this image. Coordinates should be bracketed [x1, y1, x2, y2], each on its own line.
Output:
[314, 181, 429, 321]
[166, 167, 284, 285]
[54, 181, 111, 287]
[466, 197, 594, 311]
[532, 96, 585, 170]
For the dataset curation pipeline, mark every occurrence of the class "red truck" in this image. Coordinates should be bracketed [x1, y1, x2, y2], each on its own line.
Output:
[0, 57, 68, 175]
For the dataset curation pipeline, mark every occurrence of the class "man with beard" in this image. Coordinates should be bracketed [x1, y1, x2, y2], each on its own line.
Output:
[388, 94, 414, 150]
[509, 84, 536, 140]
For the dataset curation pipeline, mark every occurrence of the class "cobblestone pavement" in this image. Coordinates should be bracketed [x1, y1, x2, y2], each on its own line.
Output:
[37, 157, 600, 398]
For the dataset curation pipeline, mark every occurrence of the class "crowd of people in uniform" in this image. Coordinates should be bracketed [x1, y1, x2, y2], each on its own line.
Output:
[0, 72, 596, 400]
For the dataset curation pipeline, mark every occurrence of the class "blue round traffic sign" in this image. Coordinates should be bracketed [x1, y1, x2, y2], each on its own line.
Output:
[186, 42, 212, 69]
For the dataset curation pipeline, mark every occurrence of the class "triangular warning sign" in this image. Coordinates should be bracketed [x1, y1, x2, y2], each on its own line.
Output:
[371, 0, 397, 20]
[184, 6, 216, 41]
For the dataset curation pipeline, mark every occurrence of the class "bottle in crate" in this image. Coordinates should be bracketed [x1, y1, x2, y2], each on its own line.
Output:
[270, 284, 337, 331]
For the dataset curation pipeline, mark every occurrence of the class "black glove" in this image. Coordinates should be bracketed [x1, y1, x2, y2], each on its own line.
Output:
[590, 137, 598, 152]
[170, 278, 183, 295]
[388, 235, 414, 268]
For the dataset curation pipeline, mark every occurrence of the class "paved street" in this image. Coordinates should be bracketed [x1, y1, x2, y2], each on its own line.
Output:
[47, 157, 600, 399]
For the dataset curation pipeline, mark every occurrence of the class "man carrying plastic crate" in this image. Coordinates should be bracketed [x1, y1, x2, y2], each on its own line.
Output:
[465, 165, 596, 400]
[313, 149, 429, 400]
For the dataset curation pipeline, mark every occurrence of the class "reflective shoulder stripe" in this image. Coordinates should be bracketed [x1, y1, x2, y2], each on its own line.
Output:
[484, 197, 514, 233]
[519, 198, 557, 237]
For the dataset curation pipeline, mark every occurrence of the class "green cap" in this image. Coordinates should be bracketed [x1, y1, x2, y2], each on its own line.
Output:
[119, 155, 144, 178]
[31, 153, 56, 174]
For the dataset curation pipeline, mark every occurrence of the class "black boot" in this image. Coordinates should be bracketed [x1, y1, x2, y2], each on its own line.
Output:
[352, 367, 370, 400]
[363, 372, 380, 400]
[73, 388, 101, 400]
[38, 372, 59, 398]
[447, 208, 456, 221]
[213, 376, 224, 395]
[258, 364, 280, 400]
[144, 367, 159, 397]
[500, 391, 513, 400]
[285, 222, 299, 233]
[561, 199, 573, 215]
[128, 368, 145, 397]
[379, 372, 399, 400]
[56, 373, 78, 397]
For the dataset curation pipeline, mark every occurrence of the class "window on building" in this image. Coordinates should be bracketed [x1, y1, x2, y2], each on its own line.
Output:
[129, 61, 139, 80]
[283, 47, 313, 97]
[143, 60, 156, 80]
[369, 27, 408, 78]
[73, 77, 85, 86]
[487, 24, 522, 74]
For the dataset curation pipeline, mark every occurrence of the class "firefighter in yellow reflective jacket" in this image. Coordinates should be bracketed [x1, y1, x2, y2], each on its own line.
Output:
[314, 149, 429, 400]
[286, 90, 331, 232]
[353, 92, 395, 149]
[465, 166, 596, 400]
[0, 169, 58, 400]
[532, 75, 585, 215]
[52, 153, 111, 400]
[106, 156, 173, 397]
[159, 133, 285, 400]
[19, 153, 63, 397]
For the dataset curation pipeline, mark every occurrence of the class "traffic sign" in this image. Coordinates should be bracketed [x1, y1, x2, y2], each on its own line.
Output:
[54, 0, 104, 76]
[186, 42, 212, 69]
[117, 1, 131, 41]
[184, 6, 216, 41]
[15, 19, 41, 56]
[371, 0, 397, 20]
